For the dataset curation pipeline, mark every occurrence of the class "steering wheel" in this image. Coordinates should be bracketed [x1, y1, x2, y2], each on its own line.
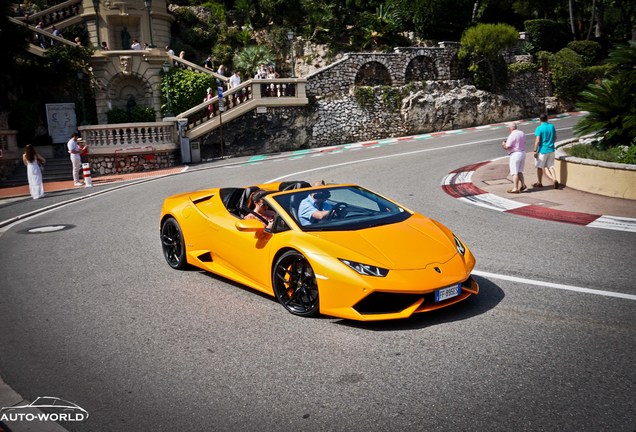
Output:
[327, 202, 348, 220]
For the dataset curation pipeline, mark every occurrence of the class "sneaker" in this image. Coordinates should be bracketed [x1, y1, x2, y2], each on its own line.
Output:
[74, 182, 83, 186]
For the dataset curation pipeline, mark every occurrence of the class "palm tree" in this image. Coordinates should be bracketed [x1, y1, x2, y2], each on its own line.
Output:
[574, 42, 636, 147]
[233, 45, 275, 78]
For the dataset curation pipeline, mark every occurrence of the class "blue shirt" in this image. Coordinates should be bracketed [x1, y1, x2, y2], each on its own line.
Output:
[298, 196, 332, 226]
[535, 122, 556, 154]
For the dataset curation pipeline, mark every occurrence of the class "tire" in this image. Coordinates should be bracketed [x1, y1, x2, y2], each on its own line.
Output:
[161, 217, 187, 270]
[272, 250, 319, 317]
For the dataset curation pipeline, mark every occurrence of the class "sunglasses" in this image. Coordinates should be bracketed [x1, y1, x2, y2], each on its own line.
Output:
[313, 191, 331, 200]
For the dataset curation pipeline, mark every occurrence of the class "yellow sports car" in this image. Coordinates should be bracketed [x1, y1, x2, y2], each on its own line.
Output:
[160, 181, 478, 321]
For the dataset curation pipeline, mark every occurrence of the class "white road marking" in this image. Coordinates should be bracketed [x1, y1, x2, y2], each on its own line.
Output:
[473, 270, 636, 300]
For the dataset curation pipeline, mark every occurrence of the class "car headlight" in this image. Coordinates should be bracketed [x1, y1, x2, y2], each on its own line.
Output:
[453, 234, 466, 256]
[339, 259, 389, 277]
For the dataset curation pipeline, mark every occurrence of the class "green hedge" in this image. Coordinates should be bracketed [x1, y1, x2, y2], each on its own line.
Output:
[524, 19, 570, 54]
[566, 40, 602, 66]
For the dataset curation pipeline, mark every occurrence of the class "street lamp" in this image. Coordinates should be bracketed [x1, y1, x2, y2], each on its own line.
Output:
[92, 0, 101, 49]
[287, 29, 295, 78]
[143, 0, 156, 48]
[77, 71, 88, 125]
[162, 61, 173, 117]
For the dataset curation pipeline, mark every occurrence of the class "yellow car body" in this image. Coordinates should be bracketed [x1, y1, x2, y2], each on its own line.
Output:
[160, 182, 478, 321]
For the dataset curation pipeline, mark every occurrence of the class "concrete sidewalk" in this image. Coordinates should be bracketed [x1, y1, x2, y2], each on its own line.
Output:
[0, 166, 188, 200]
[443, 153, 636, 231]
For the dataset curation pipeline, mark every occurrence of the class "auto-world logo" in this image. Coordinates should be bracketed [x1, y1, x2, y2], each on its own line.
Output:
[0, 396, 89, 423]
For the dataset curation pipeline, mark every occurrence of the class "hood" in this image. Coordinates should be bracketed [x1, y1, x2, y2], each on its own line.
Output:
[309, 216, 457, 269]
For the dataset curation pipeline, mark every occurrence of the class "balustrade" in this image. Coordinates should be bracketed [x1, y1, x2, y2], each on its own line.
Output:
[79, 122, 177, 155]
[26, 0, 82, 27]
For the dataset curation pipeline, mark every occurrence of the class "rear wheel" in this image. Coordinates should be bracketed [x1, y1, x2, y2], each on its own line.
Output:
[161, 217, 187, 269]
[272, 251, 319, 317]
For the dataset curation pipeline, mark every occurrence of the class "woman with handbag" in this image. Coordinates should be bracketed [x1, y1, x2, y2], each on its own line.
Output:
[22, 144, 46, 199]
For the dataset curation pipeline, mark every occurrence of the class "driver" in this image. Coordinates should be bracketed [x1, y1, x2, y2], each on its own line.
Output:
[298, 184, 333, 225]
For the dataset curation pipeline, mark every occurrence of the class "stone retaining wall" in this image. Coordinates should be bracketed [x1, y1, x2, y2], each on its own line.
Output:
[88, 151, 177, 175]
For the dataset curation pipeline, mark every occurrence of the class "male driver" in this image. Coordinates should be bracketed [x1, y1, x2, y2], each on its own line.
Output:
[533, 113, 559, 189]
[298, 188, 333, 226]
[67, 132, 85, 186]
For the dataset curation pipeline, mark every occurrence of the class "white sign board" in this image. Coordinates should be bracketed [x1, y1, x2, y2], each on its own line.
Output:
[46, 103, 77, 143]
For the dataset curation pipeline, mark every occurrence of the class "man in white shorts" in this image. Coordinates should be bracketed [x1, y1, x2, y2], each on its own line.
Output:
[502, 122, 527, 193]
[533, 113, 559, 189]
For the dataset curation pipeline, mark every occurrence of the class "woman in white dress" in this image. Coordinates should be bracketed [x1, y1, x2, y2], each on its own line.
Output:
[22, 144, 46, 199]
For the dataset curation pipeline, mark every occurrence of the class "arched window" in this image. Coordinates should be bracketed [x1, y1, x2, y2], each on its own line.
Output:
[354, 62, 392, 86]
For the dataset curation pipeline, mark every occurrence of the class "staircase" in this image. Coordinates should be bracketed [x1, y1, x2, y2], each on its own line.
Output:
[2, 157, 74, 187]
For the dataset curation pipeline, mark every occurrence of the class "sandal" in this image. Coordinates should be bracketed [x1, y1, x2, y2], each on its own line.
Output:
[520, 185, 527, 192]
[507, 189, 520, 194]
[532, 182, 543, 188]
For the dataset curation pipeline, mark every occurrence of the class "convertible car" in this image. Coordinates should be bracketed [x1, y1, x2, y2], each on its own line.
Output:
[160, 181, 478, 321]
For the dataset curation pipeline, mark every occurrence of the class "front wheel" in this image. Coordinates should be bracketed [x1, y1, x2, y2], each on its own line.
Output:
[272, 251, 319, 317]
[161, 217, 187, 270]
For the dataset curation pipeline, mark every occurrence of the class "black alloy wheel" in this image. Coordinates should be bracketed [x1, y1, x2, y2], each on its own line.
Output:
[272, 250, 319, 317]
[161, 217, 187, 270]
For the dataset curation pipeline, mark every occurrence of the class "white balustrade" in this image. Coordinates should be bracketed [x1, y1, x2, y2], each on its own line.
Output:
[79, 122, 178, 155]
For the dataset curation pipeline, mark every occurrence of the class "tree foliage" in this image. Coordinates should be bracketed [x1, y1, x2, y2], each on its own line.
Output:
[458, 23, 519, 91]
[574, 41, 636, 148]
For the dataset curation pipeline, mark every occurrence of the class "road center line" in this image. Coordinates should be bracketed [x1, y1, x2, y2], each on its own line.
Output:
[473, 270, 636, 300]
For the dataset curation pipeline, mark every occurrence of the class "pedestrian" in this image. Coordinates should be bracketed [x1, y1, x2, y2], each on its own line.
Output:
[131, 39, 142, 50]
[533, 113, 559, 189]
[178, 51, 187, 68]
[34, 21, 46, 48]
[204, 87, 214, 118]
[255, 63, 268, 79]
[50, 25, 62, 46]
[67, 132, 85, 186]
[22, 144, 46, 199]
[204, 55, 213, 71]
[217, 64, 226, 76]
[74, 36, 82, 46]
[165, 45, 174, 56]
[502, 122, 527, 194]
[101, 41, 110, 50]
[229, 71, 241, 89]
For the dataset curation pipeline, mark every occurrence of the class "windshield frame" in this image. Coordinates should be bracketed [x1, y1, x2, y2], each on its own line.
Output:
[271, 185, 412, 232]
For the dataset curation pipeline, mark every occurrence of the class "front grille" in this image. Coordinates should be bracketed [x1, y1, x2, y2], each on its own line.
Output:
[353, 292, 423, 315]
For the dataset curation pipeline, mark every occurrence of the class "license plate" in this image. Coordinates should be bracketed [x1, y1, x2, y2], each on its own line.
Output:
[435, 284, 461, 302]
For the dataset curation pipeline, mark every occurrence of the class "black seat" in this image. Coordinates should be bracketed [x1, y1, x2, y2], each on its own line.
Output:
[222, 186, 259, 218]
[237, 186, 260, 218]
[279, 180, 311, 191]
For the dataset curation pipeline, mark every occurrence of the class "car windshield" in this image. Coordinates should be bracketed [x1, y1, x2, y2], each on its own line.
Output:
[272, 185, 411, 231]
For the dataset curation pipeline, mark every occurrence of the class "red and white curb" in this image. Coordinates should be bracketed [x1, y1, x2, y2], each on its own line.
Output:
[442, 160, 636, 233]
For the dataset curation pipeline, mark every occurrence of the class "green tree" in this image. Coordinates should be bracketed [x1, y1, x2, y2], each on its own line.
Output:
[574, 41, 636, 148]
[458, 23, 519, 91]
[233, 45, 275, 77]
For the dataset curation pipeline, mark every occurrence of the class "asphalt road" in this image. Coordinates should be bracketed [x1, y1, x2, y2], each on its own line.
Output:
[1, 115, 634, 432]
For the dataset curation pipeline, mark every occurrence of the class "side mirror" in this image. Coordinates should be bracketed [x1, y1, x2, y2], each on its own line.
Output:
[235, 218, 265, 232]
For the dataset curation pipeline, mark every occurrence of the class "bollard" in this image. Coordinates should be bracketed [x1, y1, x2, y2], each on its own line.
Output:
[82, 162, 93, 187]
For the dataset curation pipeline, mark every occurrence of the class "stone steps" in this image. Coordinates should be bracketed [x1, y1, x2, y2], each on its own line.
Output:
[1, 158, 74, 187]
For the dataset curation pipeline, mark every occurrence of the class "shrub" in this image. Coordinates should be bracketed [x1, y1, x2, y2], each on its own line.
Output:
[508, 62, 538, 74]
[567, 40, 602, 66]
[524, 19, 570, 54]
[106, 106, 156, 124]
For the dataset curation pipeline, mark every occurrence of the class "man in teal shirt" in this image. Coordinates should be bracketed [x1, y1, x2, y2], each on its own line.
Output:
[533, 113, 559, 189]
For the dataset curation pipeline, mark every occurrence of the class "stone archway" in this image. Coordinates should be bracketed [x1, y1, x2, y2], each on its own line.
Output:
[405, 56, 438, 81]
[354, 61, 392, 86]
